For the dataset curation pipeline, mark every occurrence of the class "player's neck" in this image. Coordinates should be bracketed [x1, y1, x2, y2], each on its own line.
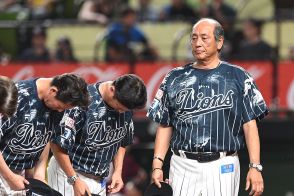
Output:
[36, 78, 52, 100]
[98, 81, 113, 102]
[194, 57, 221, 70]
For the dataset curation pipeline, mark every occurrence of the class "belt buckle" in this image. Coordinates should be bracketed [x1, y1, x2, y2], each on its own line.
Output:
[219, 152, 226, 158]
[198, 152, 220, 163]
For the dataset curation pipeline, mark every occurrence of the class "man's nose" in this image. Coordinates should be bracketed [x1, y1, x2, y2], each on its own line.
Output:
[195, 38, 202, 46]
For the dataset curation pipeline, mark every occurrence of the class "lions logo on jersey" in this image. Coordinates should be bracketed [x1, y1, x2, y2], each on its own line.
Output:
[85, 121, 129, 150]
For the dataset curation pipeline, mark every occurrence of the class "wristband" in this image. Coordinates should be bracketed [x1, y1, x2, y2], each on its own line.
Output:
[153, 156, 164, 163]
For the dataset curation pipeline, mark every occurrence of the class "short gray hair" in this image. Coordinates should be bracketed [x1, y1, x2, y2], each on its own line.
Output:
[213, 21, 224, 42]
[194, 18, 225, 42]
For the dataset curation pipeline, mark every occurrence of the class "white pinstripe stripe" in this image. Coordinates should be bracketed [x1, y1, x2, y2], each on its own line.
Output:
[231, 98, 239, 150]
[184, 167, 192, 196]
[222, 75, 227, 151]
[209, 81, 213, 152]
[203, 113, 206, 152]
[242, 98, 251, 121]
[173, 117, 181, 150]
[179, 169, 186, 195]
[216, 81, 220, 151]
[95, 147, 106, 174]
[189, 118, 193, 151]
[76, 144, 86, 166]
[83, 148, 92, 171]
[7, 150, 18, 168]
[177, 119, 184, 150]
[227, 102, 232, 152]
[196, 118, 199, 152]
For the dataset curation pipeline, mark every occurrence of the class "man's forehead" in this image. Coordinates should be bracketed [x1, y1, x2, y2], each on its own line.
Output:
[192, 24, 214, 35]
[193, 19, 215, 32]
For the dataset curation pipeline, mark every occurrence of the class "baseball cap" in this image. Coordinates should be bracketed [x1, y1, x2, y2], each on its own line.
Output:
[144, 182, 173, 196]
[25, 178, 62, 196]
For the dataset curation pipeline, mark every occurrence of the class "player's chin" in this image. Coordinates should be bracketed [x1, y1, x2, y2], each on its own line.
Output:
[192, 52, 205, 60]
[194, 55, 206, 61]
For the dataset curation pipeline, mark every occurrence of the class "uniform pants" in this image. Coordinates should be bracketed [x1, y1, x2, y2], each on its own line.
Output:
[47, 157, 106, 196]
[169, 154, 240, 196]
[0, 170, 26, 196]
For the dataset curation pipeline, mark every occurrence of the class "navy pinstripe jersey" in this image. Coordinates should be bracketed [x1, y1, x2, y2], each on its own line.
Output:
[51, 83, 134, 178]
[0, 79, 63, 170]
[147, 61, 269, 152]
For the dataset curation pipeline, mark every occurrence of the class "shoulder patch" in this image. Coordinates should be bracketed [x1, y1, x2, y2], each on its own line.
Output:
[155, 89, 163, 100]
[65, 116, 75, 129]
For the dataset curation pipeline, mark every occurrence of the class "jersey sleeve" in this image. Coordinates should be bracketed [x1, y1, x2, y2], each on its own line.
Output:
[0, 114, 17, 142]
[121, 119, 134, 147]
[147, 74, 173, 126]
[51, 107, 85, 153]
[241, 72, 269, 123]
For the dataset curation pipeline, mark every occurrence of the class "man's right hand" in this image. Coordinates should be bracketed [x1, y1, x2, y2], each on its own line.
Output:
[73, 178, 91, 196]
[6, 173, 29, 191]
[152, 168, 164, 188]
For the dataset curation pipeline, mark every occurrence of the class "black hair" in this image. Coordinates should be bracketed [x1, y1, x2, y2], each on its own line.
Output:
[113, 74, 147, 110]
[0, 76, 18, 117]
[119, 6, 136, 18]
[244, 18, 263, 35]
[32, 26, 46, 37]
[50, 73, 89, 107]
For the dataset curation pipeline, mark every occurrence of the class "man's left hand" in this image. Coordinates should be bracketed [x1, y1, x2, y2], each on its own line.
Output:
[245, 168, 264, 196]
[108, 172, 124, 193]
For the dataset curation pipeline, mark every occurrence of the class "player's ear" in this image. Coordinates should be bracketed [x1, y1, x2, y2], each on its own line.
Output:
[109, 85, 116, 97]
[217, 36, 224, 51]
[49, 86, 58, 96]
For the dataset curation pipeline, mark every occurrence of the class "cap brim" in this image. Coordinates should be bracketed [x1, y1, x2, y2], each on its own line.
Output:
[144, 182, 173, 196]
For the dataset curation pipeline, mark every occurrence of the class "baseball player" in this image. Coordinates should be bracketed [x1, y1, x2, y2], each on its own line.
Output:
[0, 76, 18, 117]
[147, 18, 268, 196]
[0, 73, 89, 195]
[47, 74, 147, 196]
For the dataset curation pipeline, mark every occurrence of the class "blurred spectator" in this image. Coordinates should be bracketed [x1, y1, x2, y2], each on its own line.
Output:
[288, 45, 294, 61]
[19, 26, 50, 62]
[121, 154, 148, 196]
[159, 0, 197, 23]
[0, 44, 11, 66]
[124, 181, 145, 196]
[233, 18, 273, 61]
[78, 0, 127, 25]
[207, 0, 237, 60]
[207, 0, 236, 24]
[26, 0, 61, 19]
[135, 0, 158, 23]
[102, 7, 158, 62]
[0, 0, 29, 20]
[0, 0, 23, 12]
[197, 0, 210, 18]
[54, 36, 78, 63]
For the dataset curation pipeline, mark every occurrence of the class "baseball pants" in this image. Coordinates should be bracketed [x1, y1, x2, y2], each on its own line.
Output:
[169, 153, 240, 196]
[0, 170, 26, 196]
[47, 157, 106, 196]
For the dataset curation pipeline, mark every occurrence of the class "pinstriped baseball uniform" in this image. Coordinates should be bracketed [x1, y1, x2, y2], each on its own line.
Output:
[147, 61, 268, 196]
[48, 82, 134, 196]
[0, 79, 63, 195]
